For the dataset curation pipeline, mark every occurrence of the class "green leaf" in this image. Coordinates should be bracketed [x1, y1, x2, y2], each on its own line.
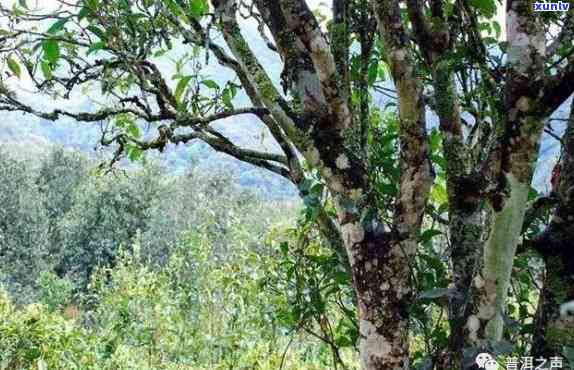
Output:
[430, 183, 448, 205]
[78, 6, 90, 19]
[47, 19, 67, 34]
[42, 39, 60, 65]
[41, 60, 53, 79]
[420, 229, 442, 243]
[6, 56, 21, 78]
[222, 88, 234, 109]
[368, 62, 378, 85]
[87, 25, 107, 41]
[468, 0, 497, 18]
[127, 123, 140, 138]
[492, 21, 501, 39]
[334, 271, 349, 285]
[189, 0, 208, 18]
[85, 0, 99, 11]
[127, 146, 143, 161]
[201, 79, 219, 89]
[87, 42, 105, 55]
[380, 183, 397, 196]
[175, 76, 192, 104]
[163, 0, 183, 16]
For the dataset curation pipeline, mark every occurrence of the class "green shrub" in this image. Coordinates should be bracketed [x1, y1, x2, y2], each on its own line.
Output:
[0, 230, 345, 369]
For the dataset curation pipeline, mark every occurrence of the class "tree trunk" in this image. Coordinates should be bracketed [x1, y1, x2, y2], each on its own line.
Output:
[467, 0, 546, 345]
[472, 174, 531, 340]
[431, 59, 485, 366]
[362, 2, 434, 368]
[532, 103, 574, 358]
[344, 226, 414, 370]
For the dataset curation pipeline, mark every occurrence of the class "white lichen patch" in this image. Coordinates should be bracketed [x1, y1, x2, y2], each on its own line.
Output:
[473, 275, 485, 289]
[391, 49, 407, 62]
[305, 147, 322, 167]
[349, 188, 363, 200]
[335, 154, 351, 169]
[477, 303, 496, 320]
[308, 32, 336, 81]
[329, 177, 345, 193]
[342, 222, 365, 246]
[359, 319, 392, 368]
[466, 315, 480, 341]
[506, 10, 545, 74]
[516, 96, 531, 112]
[365, 261, 373, 272]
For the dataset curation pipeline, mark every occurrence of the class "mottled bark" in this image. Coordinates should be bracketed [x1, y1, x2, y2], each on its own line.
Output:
[432, 59, 484, 369]
[331, 0, 350, 101]
[469, 0, 547, 343]
[355, 0, 376, 157]
[221, 7, 420, 369]
[363, 1, 434, 368]
[405, 2, 484, 363]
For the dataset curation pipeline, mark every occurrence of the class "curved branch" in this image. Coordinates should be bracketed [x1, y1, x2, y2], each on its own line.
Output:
[0, 101, 159, 123]
[174, 107, 269, 128]
[170, 131, 290, 178]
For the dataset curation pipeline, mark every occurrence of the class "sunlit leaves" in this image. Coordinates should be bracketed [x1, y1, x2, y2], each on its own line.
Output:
[175, 75, 193, 105]
[84, 0, 100, 11]
[163, 0, 184, 17]
[47, 19, 67, 34]
[42, 39, 60, 65]
[87, 25, 107, 42]
[87, 42, 106, 55]
[115, 113, 140, 139]
[126, 144, 143, 161]
[264, 230, 357, 353]
[40, 61, 52, 80]
[201, 79, 219, 90]
[6, 55, 21, 79]
[189, 0, 209, 18]
[468, 0, 497, 18]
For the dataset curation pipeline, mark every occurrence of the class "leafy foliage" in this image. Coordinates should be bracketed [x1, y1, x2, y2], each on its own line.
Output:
[0, 230, 349, 369]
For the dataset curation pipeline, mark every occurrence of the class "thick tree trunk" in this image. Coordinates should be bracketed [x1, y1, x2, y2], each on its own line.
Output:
[343, 227, 414, 370]
[466, 0, 546, 345]
[363, 2, 434, 368]
[471, 175, 531, 340]
[218, 2, 434, 368]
